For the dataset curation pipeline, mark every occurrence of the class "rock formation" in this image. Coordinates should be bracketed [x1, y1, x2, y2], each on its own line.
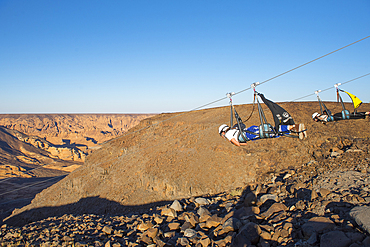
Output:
[3, 128, 87, 162]
[0, 114, 155, 149]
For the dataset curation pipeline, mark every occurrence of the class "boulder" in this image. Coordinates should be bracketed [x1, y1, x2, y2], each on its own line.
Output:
[170, 200, 183, 212]
[350, 206, 370, 234]
[260, 203, 287, 219]
[320, 230, 351, 247]
[302, 217, 335, 238]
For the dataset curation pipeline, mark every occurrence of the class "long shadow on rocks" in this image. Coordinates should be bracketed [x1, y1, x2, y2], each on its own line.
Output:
[228, 182, 369, 247]
[4, 196, 172, 227]
[3, 171, 370, 246]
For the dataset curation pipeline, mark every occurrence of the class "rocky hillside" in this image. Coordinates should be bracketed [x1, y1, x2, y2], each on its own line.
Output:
[4, 102, 370, 228]
[1, 147, 370, 247]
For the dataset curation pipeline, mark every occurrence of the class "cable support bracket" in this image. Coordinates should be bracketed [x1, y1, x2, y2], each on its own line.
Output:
[226, 92, 235, 105]
[314, 90, 322, 95]
[334, 83, 342, 88]
[251, 82, 260, 90]
[226, 92, 235, 98]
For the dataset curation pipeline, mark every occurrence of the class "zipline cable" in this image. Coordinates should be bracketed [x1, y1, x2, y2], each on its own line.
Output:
[288, 72, 370, 102]
[104, 36, 370, 144]
[234, 35, 370, 96]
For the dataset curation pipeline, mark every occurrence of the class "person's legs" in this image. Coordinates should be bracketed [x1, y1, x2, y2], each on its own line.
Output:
[349, 112, 367, 119]
[299, 123, 307, 139]
[279, 125, 290, 133]
[285, 124, 306, 139]
[244, 125, 260, 140]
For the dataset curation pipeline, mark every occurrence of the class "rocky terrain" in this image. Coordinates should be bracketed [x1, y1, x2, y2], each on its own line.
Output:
[1, 102, 370, 246]
[1, 156, 370, 247]
[0, 114, 154, 223]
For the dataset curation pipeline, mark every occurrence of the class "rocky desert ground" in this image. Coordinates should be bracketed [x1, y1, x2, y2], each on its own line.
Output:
[1, 102, 370, 247]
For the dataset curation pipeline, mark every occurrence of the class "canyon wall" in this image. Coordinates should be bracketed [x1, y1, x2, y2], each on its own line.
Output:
[0, 114, 156, 150]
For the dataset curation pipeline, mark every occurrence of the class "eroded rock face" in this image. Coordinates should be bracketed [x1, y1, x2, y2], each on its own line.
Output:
[3, 128, 87, 162]
[0, 114, 155, 166]
[0, 114, 155, 148]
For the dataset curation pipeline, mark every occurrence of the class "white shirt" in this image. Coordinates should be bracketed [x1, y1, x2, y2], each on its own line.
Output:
[318, 114, 328, 122]
[224, 129, 239, 142]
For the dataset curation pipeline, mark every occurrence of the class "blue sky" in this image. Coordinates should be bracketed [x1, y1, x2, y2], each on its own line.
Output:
[0, 1, 369, 113]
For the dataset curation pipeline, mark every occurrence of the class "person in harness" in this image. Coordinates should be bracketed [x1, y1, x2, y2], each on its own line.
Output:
[218, 122, 306, 147]
[313, 86, 369, 123]
[312, 111, 370, 123]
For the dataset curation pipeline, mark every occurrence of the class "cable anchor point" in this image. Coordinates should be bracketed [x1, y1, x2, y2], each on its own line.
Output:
[315, 90, 322, 95]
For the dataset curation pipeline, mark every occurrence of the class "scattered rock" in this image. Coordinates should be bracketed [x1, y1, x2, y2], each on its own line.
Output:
[195, 198, 209, 206]
[102, 225, 113, 235]
[259, 194, 278, 204]
[320, 230, 352, 247]
[350, 206, 370, 234]
[301, 217, 335, 237]
[260, 203, 287, 219]
[2, 141, 370, 247]
[170, 200, 183, 212]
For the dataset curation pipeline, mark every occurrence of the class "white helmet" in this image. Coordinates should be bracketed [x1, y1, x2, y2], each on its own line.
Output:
[312, 112, 320, 119]
[218, 124, 229, 135]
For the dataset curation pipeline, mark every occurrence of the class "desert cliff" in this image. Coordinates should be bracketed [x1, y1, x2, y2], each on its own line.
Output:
[0, 114, 155, 149]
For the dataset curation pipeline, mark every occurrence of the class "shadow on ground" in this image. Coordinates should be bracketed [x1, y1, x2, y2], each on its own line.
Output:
[4, 196, 172, 227]
[0, 176, 67, 223]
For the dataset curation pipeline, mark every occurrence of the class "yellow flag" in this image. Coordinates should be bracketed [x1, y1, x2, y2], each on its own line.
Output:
[344, 91, 362, 110]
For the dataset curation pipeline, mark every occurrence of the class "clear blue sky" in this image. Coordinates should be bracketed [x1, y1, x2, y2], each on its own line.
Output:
[1, 1, 369, 113]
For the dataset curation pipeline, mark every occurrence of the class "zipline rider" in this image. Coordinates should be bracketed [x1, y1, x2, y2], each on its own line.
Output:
[219, 123, 306, 147]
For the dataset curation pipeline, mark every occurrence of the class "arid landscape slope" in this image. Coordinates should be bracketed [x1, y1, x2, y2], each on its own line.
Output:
[0, 114, 154, 222]
[5, 101, 370, 226]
